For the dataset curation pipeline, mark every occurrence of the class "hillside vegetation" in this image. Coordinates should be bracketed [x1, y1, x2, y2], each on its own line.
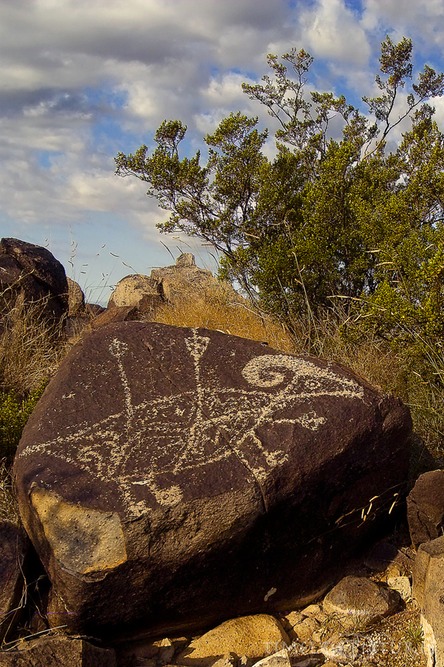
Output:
[0, 272, 441, 475]
[114, 36, 444, 469]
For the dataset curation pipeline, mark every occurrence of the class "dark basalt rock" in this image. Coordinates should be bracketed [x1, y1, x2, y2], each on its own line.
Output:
[407, 469, 444, 548]
[0, 522, 29, 642]
[14, 322, 412, 641]
[0, 238, 68, 321]
[0, 635, 116, 666]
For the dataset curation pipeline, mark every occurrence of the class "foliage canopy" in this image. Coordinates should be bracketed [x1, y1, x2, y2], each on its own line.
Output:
[115, 37, 444, 366]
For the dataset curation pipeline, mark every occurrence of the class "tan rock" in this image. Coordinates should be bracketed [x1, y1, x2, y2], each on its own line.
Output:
[387, 575, 411, 602]
[150, 254, 216, 303]
[283, 611, 303, 628]
[177, 615, 289, 666]
[413, 536, 444, 667]
[108, 273, 160, 310]
[67, 277, 85, 316]
[153, 637, 175, 663]
[301, 604, 328, 624]
[292, 617, 319, 643]
[301, 604, 322, 617]
[323, 576, 401, 630]
[30, 486, 127, 577]
[251, 648, 291, 667]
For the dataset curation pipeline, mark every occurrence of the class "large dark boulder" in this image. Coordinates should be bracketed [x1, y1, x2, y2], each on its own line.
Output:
[14, 323, 412, 641]
[0, 238, 68, 321]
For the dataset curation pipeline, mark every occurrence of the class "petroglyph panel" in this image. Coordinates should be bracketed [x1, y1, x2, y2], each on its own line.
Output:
[18, 327, 365, 520]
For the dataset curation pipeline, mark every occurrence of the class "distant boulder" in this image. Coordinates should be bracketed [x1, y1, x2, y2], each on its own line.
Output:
[107, 253, 231, 319]
[14, 322, 412, 640]
[150, 252, 218, 303]
[67, 277, 85, 317]
[0, 238, 68, 321]
[107, 272, 162, 316]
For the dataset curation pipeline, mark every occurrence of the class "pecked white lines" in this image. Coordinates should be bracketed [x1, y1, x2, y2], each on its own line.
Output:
[18, 331, 365, 518]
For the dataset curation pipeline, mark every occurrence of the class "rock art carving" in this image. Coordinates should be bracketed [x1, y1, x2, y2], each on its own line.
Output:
[18, 329, 364, 520]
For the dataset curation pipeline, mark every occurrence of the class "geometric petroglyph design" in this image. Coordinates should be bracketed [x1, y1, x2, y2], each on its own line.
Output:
[19, 330, 365, 519]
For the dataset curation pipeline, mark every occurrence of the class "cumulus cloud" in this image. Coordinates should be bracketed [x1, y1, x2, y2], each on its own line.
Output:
[0, 0, 443, 298]
[300, 0, 371, 66]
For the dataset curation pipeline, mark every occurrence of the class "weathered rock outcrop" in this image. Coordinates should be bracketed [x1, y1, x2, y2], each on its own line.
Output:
[0, 238, 68, 321]
[407, 469, 444, 549]
[107, 253, 233, 318]
[413, 536, 444, 667]
[14, 322, 412, 641]
[322, 576, 401, 630]
[107, 273, 162, 315]
[66, 278, 85, 317]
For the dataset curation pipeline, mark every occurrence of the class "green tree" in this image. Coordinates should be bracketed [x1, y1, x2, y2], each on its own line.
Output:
[115, 37, 444, 347]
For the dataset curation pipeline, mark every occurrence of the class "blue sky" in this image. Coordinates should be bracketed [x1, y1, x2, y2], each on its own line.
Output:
[2, 0, 444, 304]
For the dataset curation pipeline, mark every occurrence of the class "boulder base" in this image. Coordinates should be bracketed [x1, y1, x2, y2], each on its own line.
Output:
[14, 322, 412, 640]
[0, 635, 116, 666]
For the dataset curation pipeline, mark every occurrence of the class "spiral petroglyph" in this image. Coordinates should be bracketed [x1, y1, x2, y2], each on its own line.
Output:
[18, 329, 365, 519]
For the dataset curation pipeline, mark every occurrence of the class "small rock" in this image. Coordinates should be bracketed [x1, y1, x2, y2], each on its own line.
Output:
[67, 277, 85, 317]
[301, 605, 322, 618]
[387, 575, 411, 602]
[283, 611, 304, 628]
[291, 654, 326, 666]
[251, 648, 291, 667]
[311, 630, 323, 644]
[292, 617, 319, 643]
[153, 637, 175, 663]
[323, 576, 401, 630]
[385, 562, 403, 578]
[177, 615, 289, 666]
[211, 655, 239, 667]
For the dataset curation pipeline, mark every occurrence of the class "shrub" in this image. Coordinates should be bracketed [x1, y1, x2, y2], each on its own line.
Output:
[0, 387, 44, 462]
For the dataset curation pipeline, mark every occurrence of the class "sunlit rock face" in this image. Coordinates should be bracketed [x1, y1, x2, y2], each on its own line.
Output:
[14, 322, 412, 640]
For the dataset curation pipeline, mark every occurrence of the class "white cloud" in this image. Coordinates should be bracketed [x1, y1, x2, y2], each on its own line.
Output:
[0, 0, 443, 294]
[300, 0, 371, 66]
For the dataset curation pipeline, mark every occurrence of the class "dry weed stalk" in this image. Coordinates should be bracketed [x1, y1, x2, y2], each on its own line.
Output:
[0, 292, 67, 396]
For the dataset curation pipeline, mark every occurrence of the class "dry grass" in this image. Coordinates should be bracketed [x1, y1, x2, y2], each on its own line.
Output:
[0, 295, 67, 396]
[152, 284, 444, 464]
[151, 281, 296, 353]
[0, 459, 19, 524]
[1, 276, 443, 466]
